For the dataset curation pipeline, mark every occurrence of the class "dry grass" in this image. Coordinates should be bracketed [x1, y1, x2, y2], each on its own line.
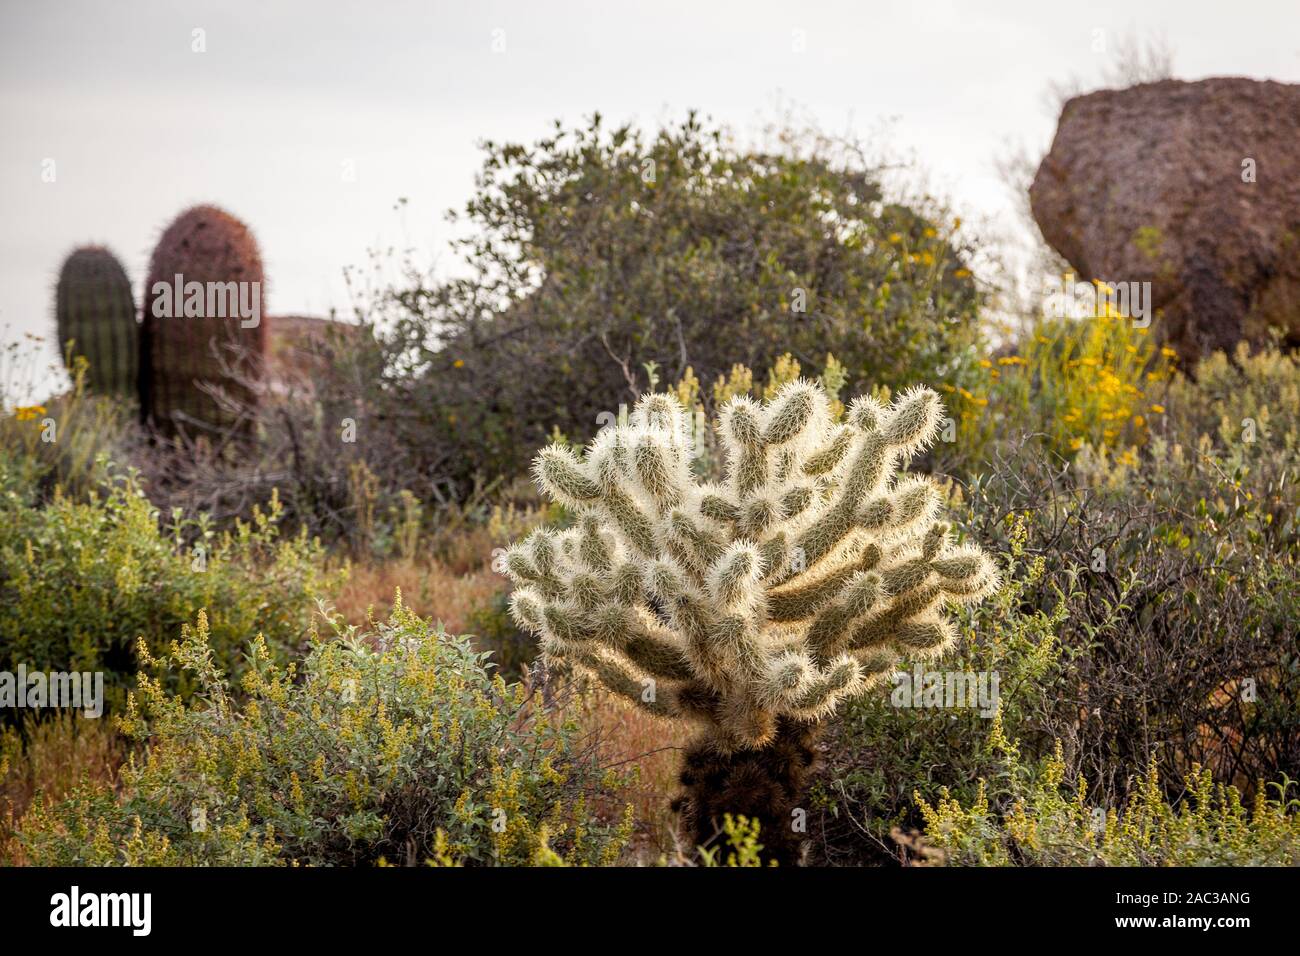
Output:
[331, 497, 548, 633]
[331, 556, 505, 636]
[1, 714, 125, 865]
[569, 687, 694, 862]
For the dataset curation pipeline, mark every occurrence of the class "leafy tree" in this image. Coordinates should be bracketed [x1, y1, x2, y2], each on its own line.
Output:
[365, 114, 984, 496]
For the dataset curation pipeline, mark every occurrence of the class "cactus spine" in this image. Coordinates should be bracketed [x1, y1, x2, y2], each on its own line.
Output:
[505, 380, 999, 862]
[54, 246, 138, 396]
[139, 205, 268, 435]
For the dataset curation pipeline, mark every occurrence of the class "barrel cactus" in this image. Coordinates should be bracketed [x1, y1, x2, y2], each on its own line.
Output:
[139, 205, 267, 435]
[503, 381, 1000, 863]
[54, 245, 137, 396]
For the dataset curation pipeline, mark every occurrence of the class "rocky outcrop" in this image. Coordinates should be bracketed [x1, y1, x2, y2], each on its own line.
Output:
[1030, 77, 1300, 361]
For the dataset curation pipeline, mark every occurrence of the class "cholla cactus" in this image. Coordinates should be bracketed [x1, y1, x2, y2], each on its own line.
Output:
[504, 380, 999, 862]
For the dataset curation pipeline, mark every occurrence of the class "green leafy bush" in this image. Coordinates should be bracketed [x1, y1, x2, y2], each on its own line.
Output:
[1, 342, 129, 503]
[957, 433, 1299, 802]
[810, 517, 1077, 864]
[466, 591, 536, 682]
[359, 114, 985, 497]
[18, 605, 633, 866]
[913, 733, 1300, 866]
[0, 459, 338, 712]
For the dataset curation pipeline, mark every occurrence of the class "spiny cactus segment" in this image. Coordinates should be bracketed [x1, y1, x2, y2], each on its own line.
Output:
[505, 380, 999, 752]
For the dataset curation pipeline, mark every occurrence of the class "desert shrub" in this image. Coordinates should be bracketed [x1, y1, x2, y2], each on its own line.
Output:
[934, 299, 1173, 475]
[959, 427, 1299, 802]
[809, 503, 1297, 868]
[4, 321, 425, 559]
[1166, 340, 1298, 448]
[359, 114, 985, 497]
[0, 342, 130, 502]
[1161, 341, 1299, 542]
[812, 337, 1299, 861]
[0, 713, 124, 864]
[913, 733, 1300, 867]
[466, 591, 536, 682]
[129, 330, 411, 549]
[17, 605, 634, 866]
[809, 516, 1080, 864]
[0, 459, 338, 713]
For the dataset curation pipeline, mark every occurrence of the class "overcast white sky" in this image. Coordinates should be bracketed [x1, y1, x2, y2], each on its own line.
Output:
[2, 0, 1298, 400]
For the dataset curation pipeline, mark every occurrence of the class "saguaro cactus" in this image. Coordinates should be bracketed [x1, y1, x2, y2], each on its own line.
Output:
[504, 380, 999, 863]
[54, 246, 137, 396]
[139, 205, 268, 435]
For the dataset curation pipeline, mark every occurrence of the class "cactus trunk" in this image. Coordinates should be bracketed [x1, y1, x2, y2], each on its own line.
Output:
[676, 717, 821, 866]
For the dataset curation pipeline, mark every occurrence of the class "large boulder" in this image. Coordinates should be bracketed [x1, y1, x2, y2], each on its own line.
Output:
[1030, 77, 1300, 360]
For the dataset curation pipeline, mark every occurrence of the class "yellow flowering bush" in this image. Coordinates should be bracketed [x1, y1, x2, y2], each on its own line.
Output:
[18, 603, 634, 866]
[0, 345, 127, 499]
[940, 290, 1173, 465]
[913, 724, 1300, 866]
[697, 814, 775, 867]
[667, 352, 850, 478]
[0, 459, 338, 712]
